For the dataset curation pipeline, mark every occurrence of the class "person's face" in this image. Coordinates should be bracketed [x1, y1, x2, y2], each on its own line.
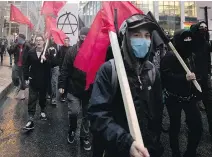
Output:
[64, 38, 70, 46]
[35, 37, 44, 49]
[129, 28, 151, 40]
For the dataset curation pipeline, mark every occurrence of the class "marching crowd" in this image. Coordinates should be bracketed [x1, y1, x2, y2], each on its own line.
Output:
[2, 14, 212, 157]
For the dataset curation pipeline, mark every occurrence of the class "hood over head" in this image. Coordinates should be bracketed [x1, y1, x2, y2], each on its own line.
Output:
[119, 14, 159, 72]
[173, 29, 193, 59]
[190, 21, 209, 41]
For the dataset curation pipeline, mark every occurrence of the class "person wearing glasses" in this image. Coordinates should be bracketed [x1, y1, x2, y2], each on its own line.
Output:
[23, 35, 51, 130]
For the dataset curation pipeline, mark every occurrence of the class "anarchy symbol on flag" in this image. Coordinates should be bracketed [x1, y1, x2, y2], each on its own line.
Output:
[57, 11, 78, 35]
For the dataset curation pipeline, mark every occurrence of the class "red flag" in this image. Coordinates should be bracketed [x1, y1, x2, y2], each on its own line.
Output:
[41, 1, 66, 16]
[45, 16, 66, 45]
[74, 2, 143, 89]
[10, 4, 34, 29]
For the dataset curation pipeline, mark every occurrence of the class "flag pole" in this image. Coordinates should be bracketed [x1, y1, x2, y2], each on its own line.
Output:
[147, 11, 202, 92]
[41, 38, 49, 63]
[108, 31, 144, 147]
[107, 8, 144, 147]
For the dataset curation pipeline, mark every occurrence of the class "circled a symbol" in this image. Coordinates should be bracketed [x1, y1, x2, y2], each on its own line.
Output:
[57, 12, 78, 35]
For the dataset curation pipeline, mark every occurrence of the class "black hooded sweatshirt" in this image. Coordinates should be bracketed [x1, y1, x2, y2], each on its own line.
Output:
[160, 29, 199, 97]
[190, 21, 212, 80]
[88, 22, 163, 157]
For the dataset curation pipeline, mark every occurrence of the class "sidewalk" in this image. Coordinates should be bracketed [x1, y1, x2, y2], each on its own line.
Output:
[0, 55, 13, 100]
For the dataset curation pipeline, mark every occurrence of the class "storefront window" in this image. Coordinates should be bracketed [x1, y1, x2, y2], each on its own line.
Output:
[184, 2, 196, 17]
[132, 1, 153, 14]
[159, 1, 181, 35]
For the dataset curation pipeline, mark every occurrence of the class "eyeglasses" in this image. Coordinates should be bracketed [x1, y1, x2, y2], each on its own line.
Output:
[36, 39, 44, 42]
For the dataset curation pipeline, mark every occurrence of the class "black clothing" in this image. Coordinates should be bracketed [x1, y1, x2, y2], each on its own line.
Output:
[190, 21, 212, 133]
[23, 47, 50, 91]
[89, 60, 163, 157]
[58, 43, 86, 97]
[166, 97, 202, 157]
[58, 45, 71, 68]
[47, 44, 59, 68]
[161, 29, 203, 156]
[10, 42, 31, 65]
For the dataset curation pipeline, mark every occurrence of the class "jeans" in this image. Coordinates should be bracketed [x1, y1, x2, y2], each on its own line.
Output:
[48, 66, 59, 100]
[28, 86, 47, 120]
[67, 93, 90, 140]
[12, 65, 25, 90]
[166, 97, 203, 156]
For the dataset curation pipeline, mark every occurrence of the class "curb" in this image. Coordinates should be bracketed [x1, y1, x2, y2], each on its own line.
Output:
[0, 82, 13, 100]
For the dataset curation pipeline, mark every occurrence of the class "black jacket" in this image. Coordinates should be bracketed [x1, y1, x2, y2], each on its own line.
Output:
[161, 29, 199, 97]
[58, 45, 71, 68]
[47, 42, 60, 68]
[88, 60, 163, 157]
[58, 43, 86, 97]
[10, 42, 31, 65]
[161, 52, 198, 97]
[190, 22, 212, 80]
[23, 47, 50, 90]
[88, 28, 163, 157]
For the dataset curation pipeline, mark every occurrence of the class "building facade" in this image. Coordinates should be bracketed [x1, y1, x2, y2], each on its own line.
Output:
[0, 1, 44, 40]
[79, 1, 212, 36]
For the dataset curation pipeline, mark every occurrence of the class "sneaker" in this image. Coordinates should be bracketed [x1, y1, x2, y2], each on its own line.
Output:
[67, 131, 75, 144]
[40, 112, 47, 120]
[60, 97, 66, 102]
[51, 99, 57, 105]
[23, 120, 34, 130]
[82, 139, 92, 151]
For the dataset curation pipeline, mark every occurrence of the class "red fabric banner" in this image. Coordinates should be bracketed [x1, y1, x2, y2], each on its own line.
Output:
[10, 4, 34, 30]
[41, 1, 66, 16]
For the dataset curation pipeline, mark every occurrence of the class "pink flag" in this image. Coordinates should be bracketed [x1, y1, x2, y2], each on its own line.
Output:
[41, 1, 66, 16]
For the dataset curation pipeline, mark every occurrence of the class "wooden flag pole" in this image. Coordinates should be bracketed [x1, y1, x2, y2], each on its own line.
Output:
[41, 38, 49, 63]
[109, 31, 144, 147]
[168, 42, 202, 92]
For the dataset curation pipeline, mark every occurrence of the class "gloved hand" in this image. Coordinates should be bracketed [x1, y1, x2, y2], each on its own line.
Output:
[25, 80, 29, 86]
[59, 88, 64, 94]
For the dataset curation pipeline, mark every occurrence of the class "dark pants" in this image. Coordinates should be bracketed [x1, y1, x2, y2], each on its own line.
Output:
[200, 79, 212, 134]
[28, 86, 47, 120]
[12, 65, 25, 90]
[67, 93, 90, 140]
[0, 53, 3, 64]
[166, 97, 203, 156]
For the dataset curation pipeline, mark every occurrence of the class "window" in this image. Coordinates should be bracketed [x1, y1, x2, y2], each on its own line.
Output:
[158, 1, 181, 35]
[184, 1, 196, 17]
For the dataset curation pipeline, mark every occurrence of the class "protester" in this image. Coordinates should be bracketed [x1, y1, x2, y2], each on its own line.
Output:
[190, 21, 212, 135]
[88, 14, 164, 157]
[161, 29, 203, 157]
[23, 35, 51, 130]
[0, 38, 3, 65]
[58, 37, 71, 102]
[10, 34, 31, 99]
[47, 37, 60, 105]
[58, 27, 91, 151]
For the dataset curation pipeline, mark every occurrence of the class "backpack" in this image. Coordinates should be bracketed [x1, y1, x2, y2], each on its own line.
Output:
[109, 59, 156, 100]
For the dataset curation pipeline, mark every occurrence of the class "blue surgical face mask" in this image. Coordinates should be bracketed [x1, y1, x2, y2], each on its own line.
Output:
[130, 38, 151, 58]
[17, 38, 25, 45]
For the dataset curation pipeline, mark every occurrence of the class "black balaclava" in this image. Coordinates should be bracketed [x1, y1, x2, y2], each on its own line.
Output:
[173, 29, 193, 59]
[190, 21, 209, 41]
[119, 14, 159, 73]
[79, 27, 89, 46]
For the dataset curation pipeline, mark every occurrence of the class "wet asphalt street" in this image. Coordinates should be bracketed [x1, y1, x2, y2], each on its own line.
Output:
[0, 87, 212, 157]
